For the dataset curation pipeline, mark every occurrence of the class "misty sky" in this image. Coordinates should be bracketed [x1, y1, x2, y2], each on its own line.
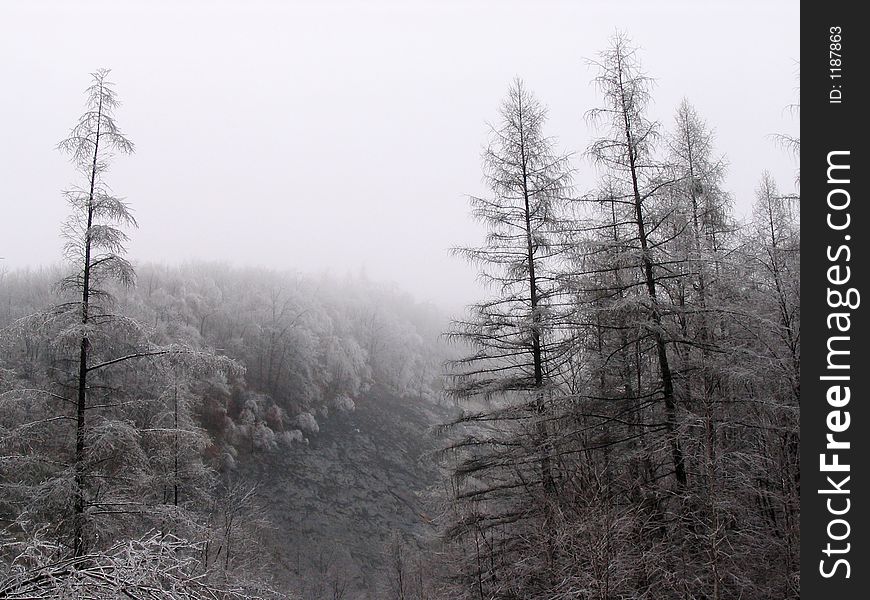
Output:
[0, 1, 799, 309]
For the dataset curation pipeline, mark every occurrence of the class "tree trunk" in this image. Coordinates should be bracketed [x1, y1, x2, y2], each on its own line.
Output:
[518, 96, 554, 496]
[619, 75, 687, 488]
[73, 86, 103, 557]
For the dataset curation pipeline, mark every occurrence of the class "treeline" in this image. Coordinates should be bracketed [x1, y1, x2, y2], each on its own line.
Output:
[2, 262, 446, 447]
[437, 34, 799, 599]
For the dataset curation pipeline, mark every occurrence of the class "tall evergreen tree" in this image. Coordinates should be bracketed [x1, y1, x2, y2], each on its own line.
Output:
[586, 33, 687, 489]
[56, 68, 137, 556]
[443, 78, 574, 598]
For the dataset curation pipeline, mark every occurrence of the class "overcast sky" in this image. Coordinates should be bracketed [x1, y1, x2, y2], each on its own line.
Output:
[0, 0, 799, 309]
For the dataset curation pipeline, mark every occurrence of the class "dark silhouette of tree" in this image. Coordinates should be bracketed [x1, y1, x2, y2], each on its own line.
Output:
[586, 32, 686, 488]
[443, 78, 574, 598]
[56, 68, 137, 556]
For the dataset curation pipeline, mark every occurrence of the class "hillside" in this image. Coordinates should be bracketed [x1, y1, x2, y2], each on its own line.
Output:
[247, 385, 453, 597]
[0, 264, 456, 599]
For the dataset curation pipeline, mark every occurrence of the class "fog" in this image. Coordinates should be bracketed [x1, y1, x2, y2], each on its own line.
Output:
[0, 0, 799, 308]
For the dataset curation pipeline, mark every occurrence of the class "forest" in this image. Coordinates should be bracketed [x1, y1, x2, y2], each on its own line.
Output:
[0, 32, 799, 600]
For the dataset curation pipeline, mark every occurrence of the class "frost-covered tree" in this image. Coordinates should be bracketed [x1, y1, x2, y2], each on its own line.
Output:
[585, 33, 686, 488]
[0, 70, 240, 560]
[53, 68, 138, 556]
[443, 78, 575, 598]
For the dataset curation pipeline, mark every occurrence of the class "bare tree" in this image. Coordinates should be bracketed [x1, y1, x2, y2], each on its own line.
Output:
[443, 78, 574, 598]
[586, 32, 686, 488]
[55, 68, 137, 557]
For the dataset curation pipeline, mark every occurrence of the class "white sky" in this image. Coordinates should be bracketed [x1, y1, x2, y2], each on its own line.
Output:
[0, 0, 799, 309]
